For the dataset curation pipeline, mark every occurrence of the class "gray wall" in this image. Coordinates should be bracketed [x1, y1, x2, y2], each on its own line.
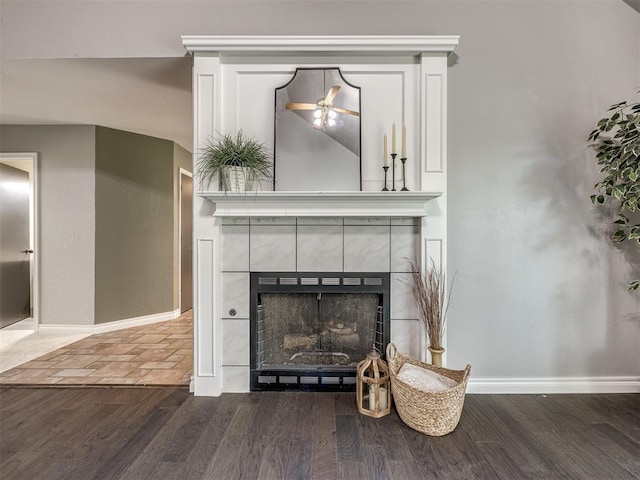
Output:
[2, 1, 639, 379]
[95, 127, 175, 324]
[0, 125, 96, 326]
[443, 3, 640, 378]
[0, 125, 190, 325]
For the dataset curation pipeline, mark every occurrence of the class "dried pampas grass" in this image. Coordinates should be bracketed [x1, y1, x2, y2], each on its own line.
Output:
[410, 260, 455, 351]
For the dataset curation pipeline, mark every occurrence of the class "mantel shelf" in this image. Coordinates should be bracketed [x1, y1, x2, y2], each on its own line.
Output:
[182, 35, 459, 56]
[198, 191, 442, 217]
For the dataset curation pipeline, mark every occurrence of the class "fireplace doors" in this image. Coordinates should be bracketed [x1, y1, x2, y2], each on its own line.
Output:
[250, 272, 390, 391]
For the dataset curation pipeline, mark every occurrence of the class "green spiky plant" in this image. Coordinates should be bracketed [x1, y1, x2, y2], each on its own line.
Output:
[197, 131, 272, 191]
[588, 95, 640, 292]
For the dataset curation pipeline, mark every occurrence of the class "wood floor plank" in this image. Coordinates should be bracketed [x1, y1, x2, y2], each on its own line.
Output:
[428, 434, 477, 479]
[355, 409, 414, 462]
[160, 396, 221, 463]
[3, 390, 178, 480]
[563, 422, 640, 479]
[447, 429, 503, 480]
[202, 402, 258, 479]
[591, 394, 640, 440]
[389, 460, 438, 480]
[147, 461, 186, 480]
[0, 389, 638, 480]
[27, 395, 144, 480]
[534, 429, 638, 480]
[118, 392, 209, 480]
[89, 391, 185, 480]
[476, 440, 528, 479]
[284, 439, 313, 480]
[335, 414, 363, 462]
[339, 460, 366, 480]
[396, 421, 455, 478]
[257, 393, 312, 479]
[310, 393, 340, 480]
[283, 395, 314, 479]
[592, 422, 640, 459]
[234, 392, 281, 480]
[334, 391, 357, 415]
[361, 445, 394, 480]
[180, 393, 239, 480]
[72, 391, 178, 479]
[474, 395, 571, 479]
[0, 401, 94, 477]
[0, 387, 49, 412]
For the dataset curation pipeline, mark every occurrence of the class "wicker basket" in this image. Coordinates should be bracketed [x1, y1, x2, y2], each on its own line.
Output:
[386, 343, 471, 436]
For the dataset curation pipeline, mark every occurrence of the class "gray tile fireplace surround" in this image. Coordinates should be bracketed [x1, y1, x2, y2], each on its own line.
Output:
[220, 216, 424, 392]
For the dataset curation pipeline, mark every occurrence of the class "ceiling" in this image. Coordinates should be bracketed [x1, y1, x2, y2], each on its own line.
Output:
[0, 56, 194, 151]
[624, 0, 640, 13]
[0, 0, 637, 155]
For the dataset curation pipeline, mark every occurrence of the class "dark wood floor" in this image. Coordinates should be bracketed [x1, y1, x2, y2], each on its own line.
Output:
[0, 388, 638, 480]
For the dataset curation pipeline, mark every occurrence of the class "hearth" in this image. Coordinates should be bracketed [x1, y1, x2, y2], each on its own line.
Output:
[250, 272, 390, 391]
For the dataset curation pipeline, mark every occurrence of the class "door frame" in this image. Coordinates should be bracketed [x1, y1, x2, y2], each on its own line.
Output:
[0, 152, 39, 332]
[178, 167, 193, 313]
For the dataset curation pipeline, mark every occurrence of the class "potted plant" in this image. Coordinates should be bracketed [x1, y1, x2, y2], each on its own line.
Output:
[588, 95, 640, 291]
[197, 131, 272, 192]
[410, 260, 455, 367]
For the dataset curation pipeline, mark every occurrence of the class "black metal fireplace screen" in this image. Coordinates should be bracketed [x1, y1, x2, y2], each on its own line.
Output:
[250, 272, 390, 391]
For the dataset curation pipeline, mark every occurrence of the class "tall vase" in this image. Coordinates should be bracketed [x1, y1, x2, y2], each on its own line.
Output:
[428, 346, 445, 367]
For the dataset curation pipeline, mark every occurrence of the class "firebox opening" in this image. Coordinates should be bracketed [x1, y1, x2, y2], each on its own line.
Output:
[250, 272, 390, 391]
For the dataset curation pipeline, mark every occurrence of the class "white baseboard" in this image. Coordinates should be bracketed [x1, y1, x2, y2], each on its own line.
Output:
[193, 375, 222, 397]
[38, 309, 182, 334]
[468, 376, 640, 394]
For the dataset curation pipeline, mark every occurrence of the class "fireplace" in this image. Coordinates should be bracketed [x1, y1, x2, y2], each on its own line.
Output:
[250, 272, 390, 391]
[185, 35, 455, 396]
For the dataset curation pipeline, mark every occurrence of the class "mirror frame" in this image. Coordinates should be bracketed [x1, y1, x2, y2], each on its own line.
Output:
[273, 67, 362, 191]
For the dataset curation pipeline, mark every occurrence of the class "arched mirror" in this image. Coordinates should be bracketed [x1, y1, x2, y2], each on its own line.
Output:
[274, 68, 361, 191]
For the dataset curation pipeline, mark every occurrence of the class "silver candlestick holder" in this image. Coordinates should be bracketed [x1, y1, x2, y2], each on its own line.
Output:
[400, 157, 409, 191]
[391, 153, 397, 191]
[382, 166, 389, 191]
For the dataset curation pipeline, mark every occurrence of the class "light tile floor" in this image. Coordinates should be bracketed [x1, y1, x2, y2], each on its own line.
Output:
[0, 319, 91, 373]
[0, 311, 193, 386]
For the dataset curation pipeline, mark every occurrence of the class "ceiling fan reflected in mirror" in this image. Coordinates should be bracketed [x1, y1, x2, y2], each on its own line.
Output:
[286, 85, 360, 130]
[274, 67, 361, 190]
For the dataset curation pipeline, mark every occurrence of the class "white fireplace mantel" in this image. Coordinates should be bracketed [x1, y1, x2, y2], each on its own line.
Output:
[182, 35, 459, 55]
[199, 191, 442, 217]
[185, 34, 457, 396]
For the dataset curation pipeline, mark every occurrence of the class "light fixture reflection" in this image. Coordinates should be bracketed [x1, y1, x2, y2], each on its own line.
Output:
[0, 180, 30, 195]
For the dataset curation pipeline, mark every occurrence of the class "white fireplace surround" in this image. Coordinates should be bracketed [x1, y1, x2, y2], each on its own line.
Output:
[184, 35, 458, 396]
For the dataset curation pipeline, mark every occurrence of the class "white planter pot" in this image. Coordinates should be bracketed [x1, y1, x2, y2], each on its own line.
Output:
[223, 166, 251, 192]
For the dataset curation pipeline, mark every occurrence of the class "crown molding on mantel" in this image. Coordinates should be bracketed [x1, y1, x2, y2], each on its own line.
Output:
[182, 35, 459, 56]
[199, 191, 442, 217]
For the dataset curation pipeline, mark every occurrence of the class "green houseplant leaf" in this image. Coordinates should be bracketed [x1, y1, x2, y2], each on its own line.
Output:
[196, 131, 272, 191]
[589, 94, 640, 291]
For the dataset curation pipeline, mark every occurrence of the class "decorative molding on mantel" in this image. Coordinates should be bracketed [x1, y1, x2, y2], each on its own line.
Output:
[182, 35, 459, 56]
[199, 191, 441, 217]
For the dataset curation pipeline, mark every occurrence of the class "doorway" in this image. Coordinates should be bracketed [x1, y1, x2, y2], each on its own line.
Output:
[179, 169, 193, 313]
[0, 153, 38, 330]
